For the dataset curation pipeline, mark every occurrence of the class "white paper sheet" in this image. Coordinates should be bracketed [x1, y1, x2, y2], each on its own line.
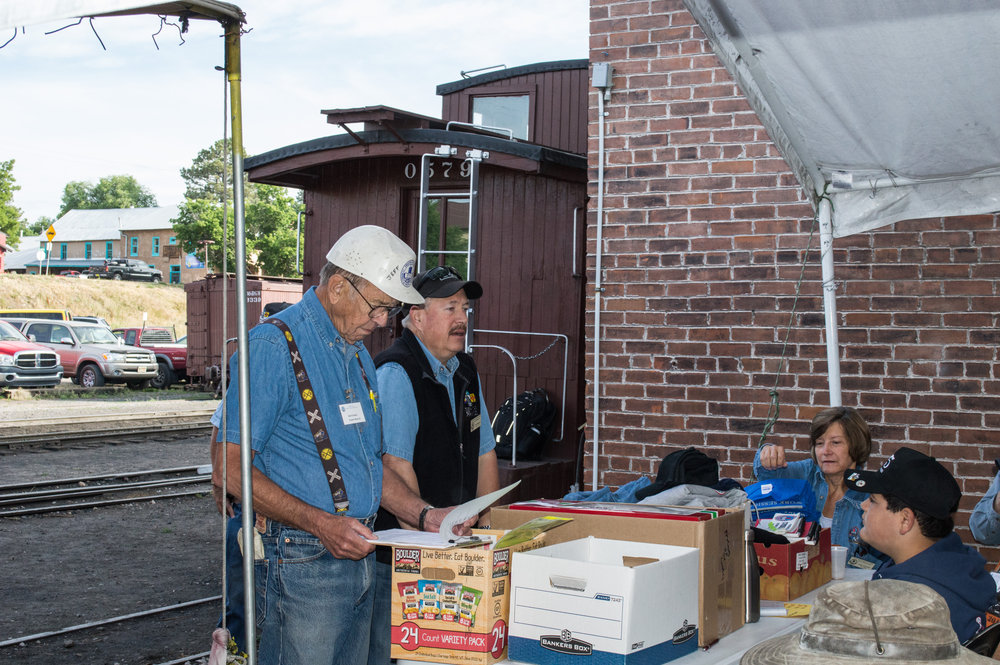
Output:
[438, 480, 520, 539]
[368, 480, 521, 547]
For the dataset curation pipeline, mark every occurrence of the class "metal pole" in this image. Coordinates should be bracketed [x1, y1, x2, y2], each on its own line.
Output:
[818, 196, 842, 406]
[225, 22, 256, 663]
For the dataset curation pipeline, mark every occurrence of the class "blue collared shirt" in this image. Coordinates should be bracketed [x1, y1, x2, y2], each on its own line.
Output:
[218, 287, 383, 519]
[377, 334, 495, 463]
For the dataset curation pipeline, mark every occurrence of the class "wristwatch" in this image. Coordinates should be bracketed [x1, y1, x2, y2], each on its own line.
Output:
[418, 504, 433, 531]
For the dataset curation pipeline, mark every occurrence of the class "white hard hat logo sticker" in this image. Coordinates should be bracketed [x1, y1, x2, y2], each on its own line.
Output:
[401, 260, 415, 287]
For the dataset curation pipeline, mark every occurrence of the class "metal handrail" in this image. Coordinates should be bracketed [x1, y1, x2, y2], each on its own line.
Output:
[468, 343, 518, 465]
[472, 330, 568, 443]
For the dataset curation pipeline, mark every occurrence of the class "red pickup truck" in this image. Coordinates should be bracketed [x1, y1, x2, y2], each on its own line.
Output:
[0, 319, 64, 389]
[113, 327, 187, 389]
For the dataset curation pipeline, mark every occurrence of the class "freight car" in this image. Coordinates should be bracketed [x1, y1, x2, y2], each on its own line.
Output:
[197, 60, 588, 496]
[183, 273, 303, 391]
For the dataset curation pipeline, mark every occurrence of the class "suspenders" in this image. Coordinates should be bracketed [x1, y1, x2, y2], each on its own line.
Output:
[267, 318, 351, 513]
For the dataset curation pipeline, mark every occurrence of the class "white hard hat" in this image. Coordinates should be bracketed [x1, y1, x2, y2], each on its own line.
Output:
[326, 225, 424, 305]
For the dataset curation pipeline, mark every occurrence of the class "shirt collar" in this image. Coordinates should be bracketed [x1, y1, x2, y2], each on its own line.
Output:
[413, 333, 458, 381]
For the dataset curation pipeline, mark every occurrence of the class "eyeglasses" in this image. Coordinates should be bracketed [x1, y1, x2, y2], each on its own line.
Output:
[344, 277, 403, 320]
[414, 265, 462, 291]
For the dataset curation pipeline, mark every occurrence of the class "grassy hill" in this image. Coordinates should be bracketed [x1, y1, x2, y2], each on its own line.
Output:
[0, 273, 187, 335]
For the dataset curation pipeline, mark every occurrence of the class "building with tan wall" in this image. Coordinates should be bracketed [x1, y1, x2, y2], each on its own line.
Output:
[9, 206, 208, 284]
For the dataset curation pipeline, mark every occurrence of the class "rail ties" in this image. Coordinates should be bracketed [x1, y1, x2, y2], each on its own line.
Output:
[0, 465, 212, 517]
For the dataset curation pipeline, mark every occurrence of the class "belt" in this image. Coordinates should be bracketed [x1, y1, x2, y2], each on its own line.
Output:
[258, 514, 378, 534]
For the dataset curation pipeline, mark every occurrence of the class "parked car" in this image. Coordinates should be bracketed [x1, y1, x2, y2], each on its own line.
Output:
[0, 320, 63, 389]
[73, 315, 111, 328]
[16, 319, 157, 389]
[59, 270, 81, 277]
[113, 326, 187, 389]
[0, 308, 72, 321]
[93, 258, 163, 282]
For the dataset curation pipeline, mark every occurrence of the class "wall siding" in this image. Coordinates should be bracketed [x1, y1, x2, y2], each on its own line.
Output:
[588, 0, 1000, 559]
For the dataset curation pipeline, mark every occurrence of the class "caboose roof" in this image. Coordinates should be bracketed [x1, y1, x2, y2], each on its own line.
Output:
[244, 128, 586, 189]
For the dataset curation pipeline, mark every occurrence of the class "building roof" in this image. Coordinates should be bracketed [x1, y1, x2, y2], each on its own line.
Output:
[51, 206, 181, 242]
[435, 59, 589, 95]
[4, 246, 44, 271]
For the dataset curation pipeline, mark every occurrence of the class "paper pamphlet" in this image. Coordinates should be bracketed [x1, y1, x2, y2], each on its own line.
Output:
[369, 480, 520, 548]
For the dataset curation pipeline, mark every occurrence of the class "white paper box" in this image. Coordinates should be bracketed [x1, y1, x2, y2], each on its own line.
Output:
[508, 537, 700, 665]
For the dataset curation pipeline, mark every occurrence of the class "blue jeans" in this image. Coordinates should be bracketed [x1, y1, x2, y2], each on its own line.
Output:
[368, 559, 392, 665]
[256, 519, 376, 665]
[221, 511, 247, 653]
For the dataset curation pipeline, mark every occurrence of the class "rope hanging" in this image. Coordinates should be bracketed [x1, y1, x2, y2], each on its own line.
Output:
[756, 204, 824, 449]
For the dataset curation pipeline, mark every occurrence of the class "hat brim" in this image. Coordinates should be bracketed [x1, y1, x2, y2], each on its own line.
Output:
[741, 631, 992, 665]
[843, 469, 885, 495]
[420, 279, 483, 300]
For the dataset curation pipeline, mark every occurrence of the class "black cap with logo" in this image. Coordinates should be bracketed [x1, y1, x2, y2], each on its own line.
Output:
[844, 446, 961, 519]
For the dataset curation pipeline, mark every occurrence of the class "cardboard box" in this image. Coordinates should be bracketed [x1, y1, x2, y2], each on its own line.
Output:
[388, 529, 550, 665]
[491, 502, 746, 647]
[754, 528, 831, 601]
[508, 537, 701, 665]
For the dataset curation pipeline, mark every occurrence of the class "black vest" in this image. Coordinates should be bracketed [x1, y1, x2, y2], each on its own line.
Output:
[374, 329, 482, 531]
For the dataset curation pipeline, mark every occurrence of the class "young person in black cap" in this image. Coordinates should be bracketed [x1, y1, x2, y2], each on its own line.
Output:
[845, 446, 997, 642]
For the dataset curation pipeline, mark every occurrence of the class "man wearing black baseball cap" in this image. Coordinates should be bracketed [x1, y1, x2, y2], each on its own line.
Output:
[367, 265, 499, 663]
[845, 446, 996, 642]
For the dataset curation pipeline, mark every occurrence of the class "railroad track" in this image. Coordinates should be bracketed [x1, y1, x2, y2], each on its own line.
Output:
[0, 464, 213, 517]
[0, 406, 216, 450]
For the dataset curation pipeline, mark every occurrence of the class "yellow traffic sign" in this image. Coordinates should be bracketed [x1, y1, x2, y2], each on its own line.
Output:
[45, 224, 56, 241]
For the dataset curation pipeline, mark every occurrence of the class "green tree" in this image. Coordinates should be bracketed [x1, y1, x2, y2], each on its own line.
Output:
[58, 174, 157, 217]
[180, 138, 230, 203]
[28, 216, 54, 236]
[172, 141, 303, 276]
[0, 159, 25, 247]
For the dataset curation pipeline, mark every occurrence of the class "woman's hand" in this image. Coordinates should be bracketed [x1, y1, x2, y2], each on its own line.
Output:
[759, 443, 788, 470]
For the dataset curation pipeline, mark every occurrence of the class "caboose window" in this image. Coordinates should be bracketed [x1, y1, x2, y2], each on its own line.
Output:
[472, 95, 529, 140]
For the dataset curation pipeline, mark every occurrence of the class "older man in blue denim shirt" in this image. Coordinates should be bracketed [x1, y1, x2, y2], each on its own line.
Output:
[213, 226, 472, 665]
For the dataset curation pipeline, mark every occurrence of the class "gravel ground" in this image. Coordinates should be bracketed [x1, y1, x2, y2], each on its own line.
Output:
[1, 393, 227, 665]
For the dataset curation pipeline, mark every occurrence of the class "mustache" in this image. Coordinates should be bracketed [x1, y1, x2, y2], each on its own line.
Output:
[449, 326, 467, 335]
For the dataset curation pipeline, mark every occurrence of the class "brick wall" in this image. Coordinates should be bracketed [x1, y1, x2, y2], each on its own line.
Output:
[588, 0, 1000, 558]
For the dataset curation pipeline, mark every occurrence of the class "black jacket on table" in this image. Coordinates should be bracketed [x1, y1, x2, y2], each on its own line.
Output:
[373, 328, 483, 533]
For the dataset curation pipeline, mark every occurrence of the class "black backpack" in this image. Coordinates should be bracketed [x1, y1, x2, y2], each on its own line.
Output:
[491, 388, 557, 461]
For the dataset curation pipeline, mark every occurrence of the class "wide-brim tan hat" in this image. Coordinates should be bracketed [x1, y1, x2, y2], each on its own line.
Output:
[742, 580, 995, 665]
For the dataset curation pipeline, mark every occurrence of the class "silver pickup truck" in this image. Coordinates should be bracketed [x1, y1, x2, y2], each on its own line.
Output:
[14, 319, 157, 389]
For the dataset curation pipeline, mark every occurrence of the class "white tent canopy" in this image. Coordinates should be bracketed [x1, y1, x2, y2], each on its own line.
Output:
[683, 0, 1000, 238]
[682, 0, 1000, 406]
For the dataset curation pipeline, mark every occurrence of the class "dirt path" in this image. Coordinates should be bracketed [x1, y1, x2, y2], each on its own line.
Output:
[1, 397, 225, 665]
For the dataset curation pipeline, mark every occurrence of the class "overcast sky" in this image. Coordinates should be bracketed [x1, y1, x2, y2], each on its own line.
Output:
[1, 1, 588, 228]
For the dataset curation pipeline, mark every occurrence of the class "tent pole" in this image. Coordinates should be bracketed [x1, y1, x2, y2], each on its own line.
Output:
[818, 196, 842, 407]
[225, 20, 256, 664]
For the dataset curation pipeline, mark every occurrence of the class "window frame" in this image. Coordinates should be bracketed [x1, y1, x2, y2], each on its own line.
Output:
[460, 83, 535, 142]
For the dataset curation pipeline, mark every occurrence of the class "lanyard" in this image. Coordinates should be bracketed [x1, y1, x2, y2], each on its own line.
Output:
[267, 318, 350, 513]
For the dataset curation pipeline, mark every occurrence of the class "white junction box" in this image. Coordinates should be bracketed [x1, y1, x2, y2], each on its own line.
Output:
[508, 537, 700, 665]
